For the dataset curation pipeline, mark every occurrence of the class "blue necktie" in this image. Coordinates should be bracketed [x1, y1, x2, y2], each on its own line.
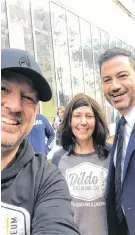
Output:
[115, 116, 127, 223]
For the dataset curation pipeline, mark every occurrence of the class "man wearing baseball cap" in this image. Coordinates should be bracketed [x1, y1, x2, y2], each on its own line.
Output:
[1, 48, 81, 235]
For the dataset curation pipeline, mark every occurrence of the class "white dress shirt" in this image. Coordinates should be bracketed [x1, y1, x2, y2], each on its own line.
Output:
[114, 106, 135, 182]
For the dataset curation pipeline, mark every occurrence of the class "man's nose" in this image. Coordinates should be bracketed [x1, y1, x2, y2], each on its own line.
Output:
[5, 94, 23, 112]
[110, 78, 121, 91]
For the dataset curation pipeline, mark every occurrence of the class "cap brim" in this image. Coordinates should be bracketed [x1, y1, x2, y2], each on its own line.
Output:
[2, 67, 52, 102]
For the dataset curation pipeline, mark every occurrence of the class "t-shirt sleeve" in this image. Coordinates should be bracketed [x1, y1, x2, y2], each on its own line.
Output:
[51, 149, 66, 167]
[31, 161, 80, 235]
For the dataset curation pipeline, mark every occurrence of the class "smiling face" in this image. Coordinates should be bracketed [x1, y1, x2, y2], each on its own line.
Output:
[58, 108, 65, 119]
[71, 105, 95, 144]
[101, 56, 135, 115]
[1, 72, 38, 154]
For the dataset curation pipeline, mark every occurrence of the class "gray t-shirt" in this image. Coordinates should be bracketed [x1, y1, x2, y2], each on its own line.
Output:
[58, 151, 108, 235]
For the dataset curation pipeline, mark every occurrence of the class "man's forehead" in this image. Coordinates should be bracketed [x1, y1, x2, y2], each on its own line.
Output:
[101, 56, 133, 69]
[100, 56, 134, 75]
[2, 71, 37, 90]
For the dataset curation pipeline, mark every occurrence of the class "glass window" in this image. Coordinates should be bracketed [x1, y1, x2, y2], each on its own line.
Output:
[109, 36, 116, 48]
[126, 45, 133, 53]
[102, 34, 116, 125]
[122, 42, 134, 54]
[116, 39, 122, 48]
[51, 2, 72, 106]
[100, 30, 110, 115]
[91, 25, 103, 106]
[1, 0, 9, 49]
[67, 11, 84, 96]
[80, 19, 95, 98]
[7, 0, 34, 56]
[32, 0, 56, 120]
[122, 43, 134, 53]
[101, 30, 109, 53]
[122, 41, 128, 49]
[106, 101, 116, 124]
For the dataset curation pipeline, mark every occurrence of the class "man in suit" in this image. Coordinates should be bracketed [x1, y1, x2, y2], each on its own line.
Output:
[99, 47, 135, 235]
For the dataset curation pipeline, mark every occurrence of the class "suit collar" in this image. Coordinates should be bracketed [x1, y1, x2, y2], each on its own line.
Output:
[124, 106, 135, 130]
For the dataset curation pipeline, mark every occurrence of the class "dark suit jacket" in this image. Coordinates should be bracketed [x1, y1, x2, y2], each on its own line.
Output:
[105, 124, 135, 235]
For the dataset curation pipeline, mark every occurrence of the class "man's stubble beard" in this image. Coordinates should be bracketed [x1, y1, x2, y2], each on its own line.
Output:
[110, 96, 135, 115]
[1, 132, 27, 158]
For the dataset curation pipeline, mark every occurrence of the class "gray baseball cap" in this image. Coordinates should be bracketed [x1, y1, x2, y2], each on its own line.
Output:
[1, 48, 52, 101]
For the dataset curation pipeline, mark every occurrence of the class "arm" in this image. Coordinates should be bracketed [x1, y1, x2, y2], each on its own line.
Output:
[51, 149, 66, 167]
[43, 117, 55, 154]
[106, 142, 112, 153]
[52, 116, 60, 130]
[31, 162, 81, 235]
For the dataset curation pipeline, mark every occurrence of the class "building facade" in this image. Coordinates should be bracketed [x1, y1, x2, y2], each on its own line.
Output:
[1, 0, 135, 134]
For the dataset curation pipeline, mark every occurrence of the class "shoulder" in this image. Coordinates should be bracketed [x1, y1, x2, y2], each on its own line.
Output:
[36, 113, 42, 119]
[38, 114, 51, 127]
[52, 148, 67, 166]
[106, 142, 112, 152]
[32, 153, 66, 190]
[37, 113, 47, 122]
[54, 116, 60, 123]
[53, 148, 67, 157]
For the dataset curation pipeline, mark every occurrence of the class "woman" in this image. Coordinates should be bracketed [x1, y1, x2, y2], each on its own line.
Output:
[53, 106, 65, 145]
[53, 106, 65, 129]
[52, 93, 111, 235]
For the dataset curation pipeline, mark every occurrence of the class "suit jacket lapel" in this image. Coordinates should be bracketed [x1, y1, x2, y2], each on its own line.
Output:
[106, 127, 118, 198]
[122, 124, 135, 183]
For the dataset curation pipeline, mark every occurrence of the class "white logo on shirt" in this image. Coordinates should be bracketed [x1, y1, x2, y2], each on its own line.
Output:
[66, 162, 107, 201]
[35, 120, 42, 125]
[1, 202, 30, 235]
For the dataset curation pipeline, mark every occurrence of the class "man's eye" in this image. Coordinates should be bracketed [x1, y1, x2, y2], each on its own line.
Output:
[1, 86, 8, 93]
[104, 78, 111, 83]
[119, 74, 128, 78]
[23, 95, 35, 103]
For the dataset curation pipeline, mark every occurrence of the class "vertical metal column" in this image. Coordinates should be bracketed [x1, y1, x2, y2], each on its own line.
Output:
[100, 31, 109, 121]
[4, 0, 10, 47]
[99, 28, 104, 108]
[79, 17, 85, 93]
[6, 0, 11, 48]
[90, 24, 96, 100]
[29, 0, 38, 62]
[30, 0, 42, 112]
[65, 9, 74, 98]
[49, 1, 60, 107]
